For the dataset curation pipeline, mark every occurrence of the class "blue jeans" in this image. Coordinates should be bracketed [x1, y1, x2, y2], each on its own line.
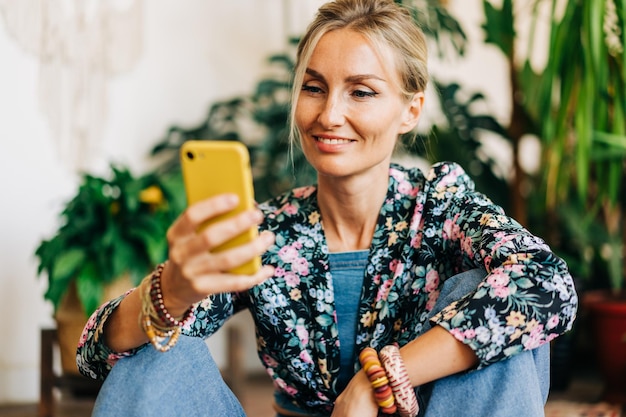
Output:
[418, 269, 549, 417]
[91, 269, 549, 417]
[91, 334, 246, 417]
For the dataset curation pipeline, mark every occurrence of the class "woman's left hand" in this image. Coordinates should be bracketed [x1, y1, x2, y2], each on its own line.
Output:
[331, 370, 379, 417]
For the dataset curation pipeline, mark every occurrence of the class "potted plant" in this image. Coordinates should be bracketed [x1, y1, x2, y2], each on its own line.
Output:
[35, 164, 185, 375]
[482, 0, 626, 400]
[525, 0, 625, 403]
[544, 0, 625, 403]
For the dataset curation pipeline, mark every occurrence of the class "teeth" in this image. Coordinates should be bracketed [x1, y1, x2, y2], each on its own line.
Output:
[316, 137, 351, 144]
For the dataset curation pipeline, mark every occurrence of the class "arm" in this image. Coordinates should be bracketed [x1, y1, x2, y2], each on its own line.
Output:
[428, 162, 578, 367]
[401, 325, 478, 384]
[77, 193, 275, 378]
[332, 326, 477, 417]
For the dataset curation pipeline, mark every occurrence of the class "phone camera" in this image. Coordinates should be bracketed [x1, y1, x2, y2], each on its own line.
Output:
[186, 151, 195, 160]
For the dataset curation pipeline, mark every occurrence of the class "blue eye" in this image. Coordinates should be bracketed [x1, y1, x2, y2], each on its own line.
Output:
[353, 90, 377, 98]
[302, 85, 323, 94]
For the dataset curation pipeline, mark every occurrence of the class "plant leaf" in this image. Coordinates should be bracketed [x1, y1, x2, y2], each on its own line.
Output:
[481, 0, 515, 56]
[44, 248, 86, 310]
[76, 262, 104, 317]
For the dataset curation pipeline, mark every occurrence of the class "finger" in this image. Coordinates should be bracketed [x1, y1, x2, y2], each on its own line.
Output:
[217, 265, 276, 293]
[169, 209, 266, 265]
[161, 262, 275, 311]
[185, 264, 276, 296]
[183, 231, 275, 277]
[197, 208, 264, 252]
[167, 193, 239, 241]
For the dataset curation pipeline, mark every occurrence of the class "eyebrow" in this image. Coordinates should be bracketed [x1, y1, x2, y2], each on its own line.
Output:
[305, 68, 387, 83]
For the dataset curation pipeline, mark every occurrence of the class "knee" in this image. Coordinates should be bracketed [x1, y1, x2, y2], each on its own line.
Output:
[428, 268, 487, 321]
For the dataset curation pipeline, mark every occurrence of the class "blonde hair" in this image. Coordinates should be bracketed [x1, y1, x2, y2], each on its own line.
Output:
[288, 0, 429, 143]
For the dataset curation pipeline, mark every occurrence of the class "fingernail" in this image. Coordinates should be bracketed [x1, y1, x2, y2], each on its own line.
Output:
[251, 210, 264, 222]
[261, 231, 275, 244]
[226, 193, 239, 205]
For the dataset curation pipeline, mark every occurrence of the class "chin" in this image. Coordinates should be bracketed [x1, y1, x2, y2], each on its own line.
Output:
[307, 160, 350, 179]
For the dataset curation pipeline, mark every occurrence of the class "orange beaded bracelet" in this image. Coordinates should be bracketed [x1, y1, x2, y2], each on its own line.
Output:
[359, 347, 397, 415]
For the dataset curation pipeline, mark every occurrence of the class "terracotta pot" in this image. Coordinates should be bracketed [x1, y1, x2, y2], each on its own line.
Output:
[585, 290, 626, 404]
[54, 276, 133, 375]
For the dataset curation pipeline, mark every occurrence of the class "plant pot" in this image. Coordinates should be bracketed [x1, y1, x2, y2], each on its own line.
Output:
[54, 275, 133, 376]
[584, 290, 626, 404]
[549, 329, 576, 391]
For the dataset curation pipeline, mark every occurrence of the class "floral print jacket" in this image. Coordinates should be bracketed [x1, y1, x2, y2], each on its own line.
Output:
[77, 162, 578, 415]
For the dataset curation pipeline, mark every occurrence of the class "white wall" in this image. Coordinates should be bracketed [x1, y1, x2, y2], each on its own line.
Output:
[0, 0, 512, 404]
[0, 0, 326, 403]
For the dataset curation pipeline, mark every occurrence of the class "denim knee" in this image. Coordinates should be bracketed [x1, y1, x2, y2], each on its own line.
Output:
[92, 335, 245, 417]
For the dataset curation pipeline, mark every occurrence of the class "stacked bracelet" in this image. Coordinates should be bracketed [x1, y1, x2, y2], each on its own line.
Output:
[140, 313, 181, 352]
[149, 262, 196, 328]
[379, 344, 419, 417]
[359, 347, 397, 414]
[138, 262, 196, 352]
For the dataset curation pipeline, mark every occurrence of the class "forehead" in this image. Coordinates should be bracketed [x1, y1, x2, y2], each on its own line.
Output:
[307, 28, 400, 81]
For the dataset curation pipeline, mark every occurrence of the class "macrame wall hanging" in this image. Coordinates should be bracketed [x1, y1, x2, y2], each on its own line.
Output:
[0, 0, 143, 170]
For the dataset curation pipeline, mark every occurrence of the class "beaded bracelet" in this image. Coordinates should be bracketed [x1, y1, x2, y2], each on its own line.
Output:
[138, 263, 197, 352]
[149, 262, 195, 328]
[379, 344, 419, 417]
[138, 274, 181, 352]
[140, 314, 181, 352]
[359, 347, 397, 415]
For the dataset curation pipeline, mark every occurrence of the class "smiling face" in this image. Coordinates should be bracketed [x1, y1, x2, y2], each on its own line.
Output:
[294, 28, 424, 181]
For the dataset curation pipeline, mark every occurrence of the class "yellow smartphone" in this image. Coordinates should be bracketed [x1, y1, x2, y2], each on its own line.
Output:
[180, 140, 261, 275]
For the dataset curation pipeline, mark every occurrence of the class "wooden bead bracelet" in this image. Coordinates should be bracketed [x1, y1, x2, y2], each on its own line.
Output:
[359, 347, 397, 414]
[138, 262, 196, 352]
[149, 262, 195, 328]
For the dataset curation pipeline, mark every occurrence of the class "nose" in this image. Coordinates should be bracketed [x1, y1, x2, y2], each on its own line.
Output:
[317, 93, 345, 128]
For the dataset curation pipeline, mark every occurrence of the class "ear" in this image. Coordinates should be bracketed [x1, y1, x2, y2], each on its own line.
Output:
[398, 92, 425, 134]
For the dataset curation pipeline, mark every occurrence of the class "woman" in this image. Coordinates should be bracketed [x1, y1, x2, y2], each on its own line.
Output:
[78, 0, 578, 416]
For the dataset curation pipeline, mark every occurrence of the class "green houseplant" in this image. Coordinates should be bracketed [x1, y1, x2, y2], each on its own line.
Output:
[536, 0, 625, 292]
[532, 0, 625, 402]
[35, 165, 185, 373]
[535, 0, 626, 404]
[482, 0, 626, 400]
[482, 0, 625, 292]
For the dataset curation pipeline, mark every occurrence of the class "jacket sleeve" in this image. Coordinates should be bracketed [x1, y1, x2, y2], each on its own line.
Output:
[76, 289, 239, 380]
[427, 162, 578, 368]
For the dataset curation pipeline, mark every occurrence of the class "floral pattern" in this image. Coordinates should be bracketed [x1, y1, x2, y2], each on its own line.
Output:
[77, 162, 578, 415]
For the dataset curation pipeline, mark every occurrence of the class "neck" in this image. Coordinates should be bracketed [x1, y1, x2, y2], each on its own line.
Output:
[317, 168, 389, 253]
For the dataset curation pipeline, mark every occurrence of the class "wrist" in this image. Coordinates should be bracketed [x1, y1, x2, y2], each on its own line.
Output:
[137, 262, 196, 352]
[159, 261, 193, 318]
[358, 345, 419, 417]
[149, 262, 196, 327]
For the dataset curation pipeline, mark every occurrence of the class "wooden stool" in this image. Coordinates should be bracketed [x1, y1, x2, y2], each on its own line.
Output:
[39, 328, 102, 417]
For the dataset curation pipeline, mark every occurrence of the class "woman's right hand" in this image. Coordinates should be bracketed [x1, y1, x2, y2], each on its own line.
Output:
[159, 192, 276, 317]
[105, 192, 275, 353]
